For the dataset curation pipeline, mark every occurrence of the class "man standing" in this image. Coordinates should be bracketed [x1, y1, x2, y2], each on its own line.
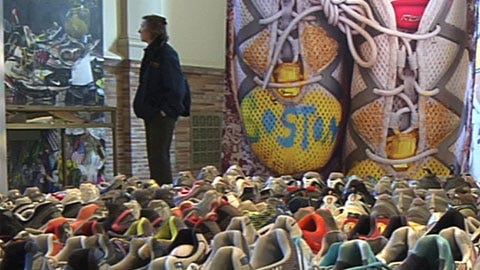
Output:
[133, 15, 191, 185]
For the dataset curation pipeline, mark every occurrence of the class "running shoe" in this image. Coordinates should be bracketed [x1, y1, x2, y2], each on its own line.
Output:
[250, 228, 302, 269]
[343, 0, 471, 179]
[110, 237, 149, 270]
[149, 229, 208, 270]
[407, 197, 431, 227]
[396, 234, 454, 269]
[392, 187, 415, 214]
[297, 212, 328, 254]
[201, 230, 251, 269]
[232, 0, 352, 175]
[376, 226, 420, 268]
[197, 165, 220, 182]
[318, 239, 389, 269]
[226, 215, 259, 247]
[173, 171, 196, 188]
[439, 226, 474, 270]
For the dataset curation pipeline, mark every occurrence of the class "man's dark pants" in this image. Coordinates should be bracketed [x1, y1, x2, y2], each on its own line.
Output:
[144, 112, 176, 185]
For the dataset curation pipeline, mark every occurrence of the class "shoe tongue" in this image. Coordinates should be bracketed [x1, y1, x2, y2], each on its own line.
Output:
[391, 0, 430, 31]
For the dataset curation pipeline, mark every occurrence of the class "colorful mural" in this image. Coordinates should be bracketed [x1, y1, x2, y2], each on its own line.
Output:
[224, 0, 476, 179]
[344, 0, 475, 179]
[223, 0, 351, 176]
[3, 0, 104, 106]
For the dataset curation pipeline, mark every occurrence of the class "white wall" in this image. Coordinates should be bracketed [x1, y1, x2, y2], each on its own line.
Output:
[161, 0, 227, 69]
[103, 0, 120, 59]
[103, 0, 226, 69]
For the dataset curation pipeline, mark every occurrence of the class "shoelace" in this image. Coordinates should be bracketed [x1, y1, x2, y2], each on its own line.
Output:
[334, 0, 442, 165]
[366, 57, 440, 165]
[255, 0, 443, 165]
[256, 0, 441, 90]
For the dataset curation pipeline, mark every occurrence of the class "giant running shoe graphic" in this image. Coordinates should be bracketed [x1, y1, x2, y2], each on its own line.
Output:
[342, 0, 471, 178]
[232, 0, 352, 174]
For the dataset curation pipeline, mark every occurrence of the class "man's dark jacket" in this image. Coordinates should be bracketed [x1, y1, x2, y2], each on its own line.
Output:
[133, 37, 191, 121]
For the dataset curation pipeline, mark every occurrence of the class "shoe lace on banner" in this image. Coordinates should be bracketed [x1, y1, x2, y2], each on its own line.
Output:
[256, 0, 441, 90]
[254, 1, 325, 90]
[367, 38, 440, 165]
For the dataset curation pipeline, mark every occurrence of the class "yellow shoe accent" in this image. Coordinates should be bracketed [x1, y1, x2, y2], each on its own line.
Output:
[409, 157, 451, 179]
[386, 130, 418, 160]
[273, 62, 303, 98]
[124, 217, 152, 236]
[408, 221, 427, 233]
[421, 98, 460, 148]
[351, 99, 386, 147]
[154, 216, 179, 241]
[240, 87, 342, 174]
[300, 24, 338, 73]
[242, 29, 271, 75]
[386, 129, 418, 171]
[347, 159, 387, 179]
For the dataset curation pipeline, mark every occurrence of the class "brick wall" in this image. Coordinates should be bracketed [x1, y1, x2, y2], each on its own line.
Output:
[104, 59, 225, 180]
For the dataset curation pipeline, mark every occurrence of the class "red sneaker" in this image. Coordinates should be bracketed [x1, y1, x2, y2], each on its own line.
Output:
[297, 212, 328, 254]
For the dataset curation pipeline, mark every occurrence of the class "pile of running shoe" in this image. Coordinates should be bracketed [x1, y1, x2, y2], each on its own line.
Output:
[0, 165, 479, 269]
[4, 8, 104, 106]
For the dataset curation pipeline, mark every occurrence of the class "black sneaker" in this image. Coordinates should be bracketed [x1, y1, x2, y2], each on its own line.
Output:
[23, 186, 45, 203]
[25, 201, 63, 229]
[343, 176, 375, 207]
[444, 175, 470, 192]
[0, 238, 38, 270]
[64, 247, 106, 270]
[0, 208, 24, 242]
[101, 202, 135, 235]
[416, 168, 441, 190]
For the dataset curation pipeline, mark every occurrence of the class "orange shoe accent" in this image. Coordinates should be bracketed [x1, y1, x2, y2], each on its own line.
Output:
[70, 203, 100, 231]
[298, 212, 328, 254]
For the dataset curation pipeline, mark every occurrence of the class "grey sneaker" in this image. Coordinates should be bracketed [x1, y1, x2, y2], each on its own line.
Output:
[438, 226, 474, 270]
[197, 165, 220, 182]
[173, 171, 195, 188]
[250, 228, 301, 270]
[392, 187, 415, 214]
[376, 226, 420, 267]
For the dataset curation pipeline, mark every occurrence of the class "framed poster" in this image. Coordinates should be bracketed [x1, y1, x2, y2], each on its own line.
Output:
[3, 0, 104, 106]
[3, 0, 110, 192]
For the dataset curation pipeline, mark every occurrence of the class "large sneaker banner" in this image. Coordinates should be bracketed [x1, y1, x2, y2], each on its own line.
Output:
[223, 0, 476, 179]
[470, 0, 480, 180]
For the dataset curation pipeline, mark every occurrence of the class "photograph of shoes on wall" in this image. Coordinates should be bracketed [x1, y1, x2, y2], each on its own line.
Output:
[3, 0, 104, 106]
[223, 0, 353, 177]
[342, 0, 477, 179]
[223, 0, 477, 179]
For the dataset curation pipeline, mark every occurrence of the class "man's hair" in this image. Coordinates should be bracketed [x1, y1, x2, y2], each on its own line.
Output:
[142, 15, 169, 41]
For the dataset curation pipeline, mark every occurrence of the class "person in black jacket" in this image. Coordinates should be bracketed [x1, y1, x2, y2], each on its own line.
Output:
[133, 15, 191, 185]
